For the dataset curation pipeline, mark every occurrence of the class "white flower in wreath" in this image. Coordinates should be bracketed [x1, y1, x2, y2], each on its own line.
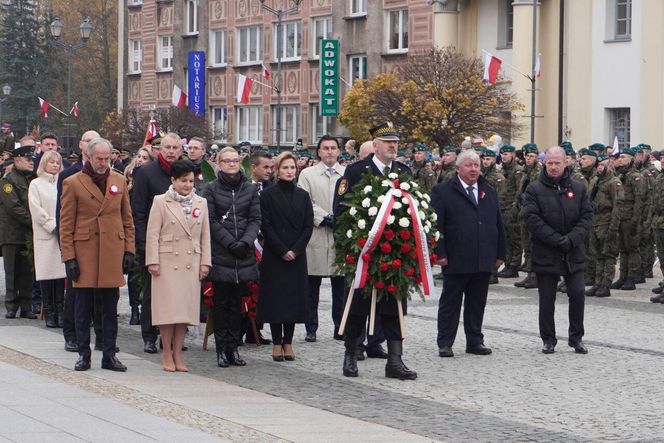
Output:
[415, 190, 423, 198]
[424, 225, 430, 234]
[401, 197, 409, 205]
[399, 182, 411, 191]
[387, 215, 395, 225]
[381, 180, 391, 187]
[368, 206, 378, 217]
[346, 229, 353, 239]
[377, 195, 386, 203]
[421, 200, 429, 209]
[362, 198, 371, 208]
[363, 185, 373, 195]
[399, 217, 410, 228]
[392, 189, 403, 198]
[434, 231, 441, 241]
[423, 193, 431, 202]
[349, 207, 358, 216]
[407, 208, 412, 215]
[358, 219, 366, 229]
[388, 172, 398, 179]
[411, 181, 419, 189]
[425, 220, 432, 229]
[392, 201, 402, 210]
[430, 212, 438, 222]
[418, 211, 426, 220]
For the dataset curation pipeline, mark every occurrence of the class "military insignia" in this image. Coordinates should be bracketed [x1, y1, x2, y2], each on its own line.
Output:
[337, 179, 348, 196]
[2, 183, 12, 193]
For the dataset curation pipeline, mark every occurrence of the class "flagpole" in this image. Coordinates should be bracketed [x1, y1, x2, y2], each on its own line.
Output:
[530, 0, 538, 144]
[47, 104, 70, 117]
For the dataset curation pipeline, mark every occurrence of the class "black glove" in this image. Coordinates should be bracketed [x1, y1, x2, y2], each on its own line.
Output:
[319, 214, 334, 228]
[65, 259, 80, 282]
[229, 241, 249, 258]
[558, 236, 572, 252]
[122, 252, 134, 274]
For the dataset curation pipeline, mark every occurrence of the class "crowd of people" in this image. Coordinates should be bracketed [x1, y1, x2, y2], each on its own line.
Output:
[0, 123, 661, 377]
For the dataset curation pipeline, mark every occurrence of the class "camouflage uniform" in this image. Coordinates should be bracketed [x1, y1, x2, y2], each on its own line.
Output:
[497, 147, 523, 277]
[438, 162, 456, 184]
[637, 155, 658, 280]
[481, 151, 506, 284]
[649, 173, 664, 301]
[514, 144, 541, 288]
[411, 160, 437, 192]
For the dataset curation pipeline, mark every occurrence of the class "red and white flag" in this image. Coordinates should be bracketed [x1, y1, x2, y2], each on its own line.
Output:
[534, 53, 541, 78]
[261, 63, 271, 81]
[143, 118, 158, 146]
[483, 53, 502, 85]
[70, 101, 80, 118]
[38, 97, 50, 118]
[237, 74, 253, 104]
[172, 85, 187, 109]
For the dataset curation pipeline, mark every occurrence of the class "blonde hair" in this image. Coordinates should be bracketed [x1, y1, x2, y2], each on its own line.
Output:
[218, 146, 238, 157]
[36, 150, 63, 176]
[273, 152, 297, 180]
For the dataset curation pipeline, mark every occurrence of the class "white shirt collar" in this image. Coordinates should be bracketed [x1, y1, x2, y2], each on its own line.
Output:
[372, 156, 392, 174]
[457, 176, 476, 191]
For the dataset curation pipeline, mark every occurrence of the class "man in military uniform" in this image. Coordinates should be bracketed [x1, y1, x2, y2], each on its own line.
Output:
[1, 123, 14, 152]
[586, 155, 623, 298]
[0, 145, 37, 318]
[411, 143, 437, 192]
[496, 144, 523, 278]
[589, 143, 605, 157]
[514, 143, 541, 289]
[577, 148, 598, 286]
[333, 121, 416, 381]
[437, 146, 457, 183]
[649, 170, 664, 302]
[481, 148, 507, 284]
[611, 148, 647, 291]
[636, 144, 658, 281]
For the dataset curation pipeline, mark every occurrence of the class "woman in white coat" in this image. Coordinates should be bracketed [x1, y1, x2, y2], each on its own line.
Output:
[146, 160, 211, 372]
[28, 150, 66, 327]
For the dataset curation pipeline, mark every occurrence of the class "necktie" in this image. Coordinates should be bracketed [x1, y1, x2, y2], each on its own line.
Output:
[466, 185, 477, 205]
[327, 167, 336, 176]
[383, 166, 390, 176]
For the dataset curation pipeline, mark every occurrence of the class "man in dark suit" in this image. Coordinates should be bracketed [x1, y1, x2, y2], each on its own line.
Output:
[333, 121, 416, 380]
[431, 149, 506, 358]
[521, 146, 593, 354]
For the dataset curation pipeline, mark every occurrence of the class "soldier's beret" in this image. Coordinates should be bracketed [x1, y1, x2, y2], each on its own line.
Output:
[621, 147, 636, 156]
[474, 146, 486, 155]
[412, 143, 428, 152]
[442, 146, 456, 154]
[560, 140, 573, 151]
[632, 145, 643, 153]
[482, 149, 496, 158]
[597, 154, 610, 162]
[562, 144, 575, 156]
[578, 148, 597, 158]
[499, 144, 516, 153]
[522, 143, 538, 154]
[12, 145, 35, 158]
[639, 143, 652, 151]
[589, 143, 605, 152]
[397, 150, 405, 157]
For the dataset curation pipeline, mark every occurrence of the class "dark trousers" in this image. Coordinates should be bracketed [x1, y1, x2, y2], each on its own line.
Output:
[536, 272, 585, 346]
[437, 272, 490, 349]
[212, 281, 245, 352]
[63, 278, 76, 342]
[270, 323, 295, 345]
[31, 281, 41, 309]
[305, 275, 345, 335]
[40, 278, 65, 318]
[140, 271, 158, 343]
[75, 287, 119, 360]
[126, 269, 140, 309]
[357, 317, 385, 351]
[2, 244, 34, 313]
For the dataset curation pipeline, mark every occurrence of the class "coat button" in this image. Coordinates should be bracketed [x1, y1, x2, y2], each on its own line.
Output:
[171, 220, 175, 224]
[186, 265, 191, 269]
[187, 251, 192, 254]
[174, 266, 178, 270]
[175, 252, 179, 256]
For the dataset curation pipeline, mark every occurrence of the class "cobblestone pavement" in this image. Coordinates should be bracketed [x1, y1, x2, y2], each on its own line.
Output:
[3, 267, 664, 441]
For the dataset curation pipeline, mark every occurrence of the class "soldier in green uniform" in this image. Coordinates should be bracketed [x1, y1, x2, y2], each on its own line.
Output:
[481, 148, 507, 284]
[611, 148, 647, 291]
[0, 145, 37, 318]
[589, 143, 606, 157]
[437, 146, 457, 183]
[411, 143, 437, 192]
[514, 143, 541, 289]
[649, 171, 664, 302]
[586, 155, 624, 297]
[636, 144, 658, 280]
[577, 148, 598, 286]
[496, 144, 523, 278]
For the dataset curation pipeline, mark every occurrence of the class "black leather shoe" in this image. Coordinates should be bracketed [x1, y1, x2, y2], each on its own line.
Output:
[385, 340, 417, 380]
[64, 341, 78, 352]
[438, 346, 454, 357]
[343, 352, 359, 377]
[227, 349, 246, 366]
[585, 285, 598, 297]
[143, 341, 158, 354]
[621, 279, 636, 291]
[101, 356, 127, 372]
[541, 343, 555, 354]
[569, 341, 588, 354]
[650, 293, 664, 303]
[497, 267, 518, 278]
[634, 276, 646, 284]
[466, 344, 492, 355]
[4, 310, 16, 319]
[366, 345, 388, 359]
[610, 278, 625, 289]
[305, 332, 317, 343]
[74, 355, 91, 371]
[20, 309, 37, 319]
[594, 286, 611, 298]
[217, 352, 230, 368]
[129, 308, 140, 325]
[651, 285, 663, 294]
[523, 275, 538, 289]
[356, 349, 366, 361]
[514, 277, 527, 288]
[488, 274, 498, 285]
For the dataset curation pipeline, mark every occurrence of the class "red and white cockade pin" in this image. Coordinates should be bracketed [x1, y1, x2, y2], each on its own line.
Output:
[566, 190, 574, 199]
[192, 207, 201, 218]
[479, 190, 486, 200]
[109, 184, 120, 195]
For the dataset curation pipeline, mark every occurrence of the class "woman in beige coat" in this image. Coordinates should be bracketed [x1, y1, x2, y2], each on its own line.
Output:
[146, 160, 211, 372]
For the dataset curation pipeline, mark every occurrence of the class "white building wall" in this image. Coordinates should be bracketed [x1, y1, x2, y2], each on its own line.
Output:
[476, 1, 513, 81]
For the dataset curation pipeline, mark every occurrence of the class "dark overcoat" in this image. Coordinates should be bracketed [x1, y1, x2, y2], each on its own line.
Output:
[431, 175, 506, 274]
[257, 182, 314, 324]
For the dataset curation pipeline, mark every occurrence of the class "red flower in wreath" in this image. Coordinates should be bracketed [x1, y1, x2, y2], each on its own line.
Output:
[380, 261, 389, 272]
[400, 243, 411, 254]
[387, 284, 397, 293]
[383, 229, 395, 241]
[374, 281, 385, 289]
[345, 254, 356, 265]
[405, 268, 415, 277]
[399, 230, 411, 240]
[362, 252, 371, 262]
[430, 253, 439, 263]
[391, 259, 402, 269]
[357, 237, 367, 248]
[380, 242, 392, 254]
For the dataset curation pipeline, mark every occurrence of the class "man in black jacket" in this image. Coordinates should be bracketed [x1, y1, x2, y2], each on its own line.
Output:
[522, 146, 593, 355]
[432, 149, 506, 358]
[131, 132, 183, 353]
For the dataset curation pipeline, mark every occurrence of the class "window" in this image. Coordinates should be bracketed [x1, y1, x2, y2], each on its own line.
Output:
[615, 0, 631, 39]
[128, 39, 142, 73]
[387, 9, 408, 52]
[310, 104, 331, 144]
[212, 107, 228, 141]
[185, 0, 199, 35]
[236, 106, 263, 144]
[609, 108, 630, 149]
[128, 0, 142, 5]
[349, 0, 366, 16]
[505, 1, 513, 47]
[210, 29, 228, 66]
[237, 26, 262, 64]
[349, 55, 367, 81]
[312, 16, 332, 59]
[274, 21, 301, 61]
[157, 36, 173, 71]
[272, 105, 299, 145]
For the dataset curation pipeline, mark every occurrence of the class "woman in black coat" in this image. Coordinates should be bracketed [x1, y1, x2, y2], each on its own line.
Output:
[202, 147, 261, 368]
[257, 152, 313, 361]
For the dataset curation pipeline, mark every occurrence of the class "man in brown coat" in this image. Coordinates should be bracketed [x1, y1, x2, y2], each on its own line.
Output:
[60, 138, 135, 372]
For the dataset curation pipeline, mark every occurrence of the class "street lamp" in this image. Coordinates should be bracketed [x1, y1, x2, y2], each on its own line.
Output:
[0, 84, 11, 126]
[259, 0, 302, 150]
[50, 16, 93, 149]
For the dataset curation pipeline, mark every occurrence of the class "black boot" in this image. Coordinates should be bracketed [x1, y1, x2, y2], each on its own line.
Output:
[55, 288, 65, 328]
[584, 275, 595, 286]
[522, 273, 538, 289]
[634, 275, 646, 284]
[129, 307, 140, 325]
[585, 285, 598, 297]
[595, 286, 611, 297]
[385, 340, 417, 380]
[610, 277, 625, 290]
[513, 276, 528, 288]
[214, 332, 229, 367]
[227, 348, 246, 366]
[488, 272, 498, 285]
[620, 278, 636, 290]
[343, 337, 358, 377]
[43, 298, 56, 328]
[497, 267, 518, 278]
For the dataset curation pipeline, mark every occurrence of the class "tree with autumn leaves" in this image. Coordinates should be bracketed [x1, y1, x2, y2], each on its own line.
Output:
[339, 47, 524, 147]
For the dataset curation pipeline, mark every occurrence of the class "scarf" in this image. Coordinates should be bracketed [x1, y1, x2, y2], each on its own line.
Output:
[82, 161, 110, 193]
[158, 153, 172, 172]
[220, 170, 242, 187]
[167, 185, 195, 218]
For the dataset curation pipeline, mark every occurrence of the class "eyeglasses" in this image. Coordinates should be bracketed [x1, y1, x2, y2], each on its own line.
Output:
[219, 159, 240, 164]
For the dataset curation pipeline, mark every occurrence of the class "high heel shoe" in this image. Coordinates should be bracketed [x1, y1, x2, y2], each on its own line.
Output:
[272, 345, 284, 362]
[282, 345, 295, 361]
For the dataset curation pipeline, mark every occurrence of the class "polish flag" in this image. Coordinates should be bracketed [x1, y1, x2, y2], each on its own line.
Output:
[70, 101, 80, 118]
[172, 85, 187, 109]
[237, 74, 253, 104]
[261, 63, 271, 81]
[38, 97, 50, 118]
[143, 119, 158, 146]
[534, 53, 541, 78]
[483, 53, 502, 85]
